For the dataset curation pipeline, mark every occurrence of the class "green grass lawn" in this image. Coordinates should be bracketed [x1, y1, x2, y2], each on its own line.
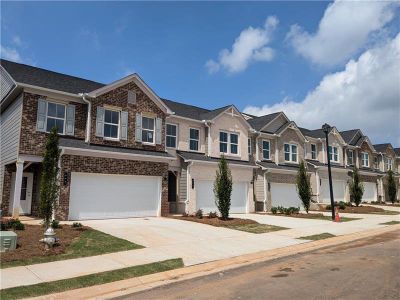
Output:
[379, 221, 400, 225]
[0, 258, 184, 300]
[226, 223, 289, 234]
[1, 229, 144, 269]
[370, 210, 400, 215]
[316, 215, 361, 222]
[299, 233, 336, 240]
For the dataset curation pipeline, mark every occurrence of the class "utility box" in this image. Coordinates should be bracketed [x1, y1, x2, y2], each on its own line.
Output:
[0, 231, 17, 252]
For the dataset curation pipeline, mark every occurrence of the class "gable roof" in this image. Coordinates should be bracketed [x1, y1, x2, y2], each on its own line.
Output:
[1, 59, 104, 94]
[200, 105, 232, 120]
[373, 143, 393, 153]
[162, 98, 213, 120]
[247, 112, 281, 131]
[299, 127, 327, 139]
[394, 148, 400, 156]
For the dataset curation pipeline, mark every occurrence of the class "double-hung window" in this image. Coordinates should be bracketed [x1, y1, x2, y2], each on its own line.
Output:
[230, 133, 238, 154]
[328, 146, 339, 162]
[166, 124, 177, 148]
[284, 143, 298, 163]
[220, 132, 228, 153]
[374, 157, 379, 169]
[142, 116, 155, 144]
[248, 139, 252, 155]
[361, 152, 369, 167]
[386, 157, 392, 171]
[348, 150, 354, 165]
[189, 128, 199, 151]
[104, 109, 120, 139]
[46, 102, 66, 134]
[262, 140, 270, 160]
[219, 132, 239, 155]
[311, 144, 317, 160]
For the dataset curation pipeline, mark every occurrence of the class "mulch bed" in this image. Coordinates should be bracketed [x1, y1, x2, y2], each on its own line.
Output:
[370, 203, 400, 207]
[170, 216, 257, 227]
[318, 204, 387, 214]
[1, 225, 87, 263]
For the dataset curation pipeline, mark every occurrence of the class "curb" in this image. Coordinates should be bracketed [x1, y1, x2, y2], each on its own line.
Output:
[31, 224, 400, 300]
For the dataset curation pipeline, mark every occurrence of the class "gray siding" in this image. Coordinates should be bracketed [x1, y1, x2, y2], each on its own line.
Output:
[179, 164, 188, 202]
[0, 66, 15, 101]
[254, 171, 265, 202]
[264, 114, 287, 133]
[0, 94, 23, 203]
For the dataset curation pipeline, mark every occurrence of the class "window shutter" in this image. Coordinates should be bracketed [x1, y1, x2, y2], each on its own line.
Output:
[155, 117, 162, 144]
[135, 113, 142, 142]
[96, 106, 105, 137]
[120, 111, 128, 140]
[65, 104, 75, 135]
[36, 99, 47, 132]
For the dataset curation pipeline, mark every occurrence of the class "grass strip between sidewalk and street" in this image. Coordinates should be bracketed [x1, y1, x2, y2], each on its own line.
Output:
[379, 221, 400, 225]
[0, 258, 184, 300]
[226, 223, 289, 234]
[298, 233, 336, 240]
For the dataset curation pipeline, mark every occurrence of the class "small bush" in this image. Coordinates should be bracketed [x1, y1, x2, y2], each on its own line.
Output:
[195, 209, 203, 219]
[1, 218, 25, 230]
[51, 219, 62, 229]
[326, 204, 332, 210]
[277, 206, 285, 214]
[208, 211, 218, 218]
[14, 221, 25, 230]
[72, 222, 82, 228]
[271, 207, 278, 214]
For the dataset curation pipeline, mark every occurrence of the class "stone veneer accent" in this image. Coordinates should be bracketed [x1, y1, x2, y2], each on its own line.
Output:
[57, 155, 169, 220]
[89, 81, 166, 152]
[19, 92, 87, 156]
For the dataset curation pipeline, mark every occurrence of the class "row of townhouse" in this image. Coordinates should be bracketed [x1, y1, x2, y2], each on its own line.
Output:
[1, 59, 399, 220]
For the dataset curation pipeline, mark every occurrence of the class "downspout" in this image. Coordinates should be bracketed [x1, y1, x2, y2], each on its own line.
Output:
[79, 93, 91, 144]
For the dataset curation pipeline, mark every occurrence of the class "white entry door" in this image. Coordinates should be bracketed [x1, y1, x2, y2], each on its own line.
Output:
[320, 179, 346, 203]
[69, 172, 162, 220]
[196, 180, 248, 213]
[10, 172, 34, 215]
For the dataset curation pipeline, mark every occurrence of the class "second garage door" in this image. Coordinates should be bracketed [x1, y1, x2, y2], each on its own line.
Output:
[69, 172, 162, 220]
[270, 183, 302, 208]
[320, 179, 347, 203]
[363, 182, 377, 202]
[196, 180, 248, 213]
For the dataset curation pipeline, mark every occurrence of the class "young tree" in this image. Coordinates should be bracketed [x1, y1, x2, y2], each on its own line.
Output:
[349, 167, 364, 207]
[296, 160, 312, 213]
[387, 170, 397, 204]
[214, 155, 233, 220]
[39, 127, 61, 228]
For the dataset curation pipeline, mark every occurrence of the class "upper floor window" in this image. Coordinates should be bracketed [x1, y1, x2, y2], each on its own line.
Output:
[190, 128, 199, 151]
[311, 144, 317, 160]
[166, 124, 177, 148]
[348, 150, 354, 165]
[386, 157, 393, 171]
[248, 139, 252, 156]
[219, 132, 239, 155]
[262, 140, 270, 160]
[46, 102, 66, 134]
[104, 109, 120, 139]
[142, 116, 155, 144]
[328, 146, 339, 162]
[374, 156, 379, 169]
[284, 143, 297, 163]
[361, 152, 369, 167]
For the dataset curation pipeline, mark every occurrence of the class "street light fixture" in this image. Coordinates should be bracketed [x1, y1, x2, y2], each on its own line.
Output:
[322, 123, 335, 221]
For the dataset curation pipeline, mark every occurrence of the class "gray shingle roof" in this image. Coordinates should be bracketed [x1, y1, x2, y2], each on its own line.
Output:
[59, 138, 173, 158]
[247, 112, 281, 131]
[162, 98, 211, 120]
[258, 161, 316, 172]
[1, 59, 105, 94]
[340, 129, 360, 144]
[199, 105, 232, 120]
[298, 127, 327, 139]
[177, 150, 255, 166]
[373, 143, 392, 153]
[395, 148, 400, 156]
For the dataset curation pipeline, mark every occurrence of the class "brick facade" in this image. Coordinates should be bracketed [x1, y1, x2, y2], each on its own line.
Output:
[1, 165, 14, 214]
[56, 154, 169, 220]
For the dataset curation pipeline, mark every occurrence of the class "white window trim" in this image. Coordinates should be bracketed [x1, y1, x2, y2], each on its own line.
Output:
[45, 101, 66, 135]
[386, 157, 393, 171]
[103, 108, 121, 141]
[219, 130, 240, 156]
[262, 139, 270, 160]
[166, 123, 178, 149]
[361, 152, 369, 167]
[141, 115, 156, 145]
[311, 143, 317, 160]
[284, 143, 298, 163]
[348, 150, 354, 165]
[189, 127, 200, 152]
[328, 146, 339, 163]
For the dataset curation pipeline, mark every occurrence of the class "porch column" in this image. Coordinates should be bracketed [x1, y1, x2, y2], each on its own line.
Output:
[355, 149, 360, 168]
[12, 159, 24, 218]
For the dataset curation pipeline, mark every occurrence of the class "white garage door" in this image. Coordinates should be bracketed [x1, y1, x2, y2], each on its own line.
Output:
[363, 182, 377, 203]
[320, 179, 346, 203]
[270, 183, 302, 209]
[196, 180, 248, 213]
[69, 172, 162, 220]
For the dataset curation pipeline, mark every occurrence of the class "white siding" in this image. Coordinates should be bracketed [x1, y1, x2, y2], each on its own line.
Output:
[0, 95, 23, 203]
[179, 165, 187, 202]
[254, 172, 265, 202]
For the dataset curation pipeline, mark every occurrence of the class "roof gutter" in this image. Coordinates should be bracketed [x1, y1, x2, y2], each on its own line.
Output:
[79, 93, 92, 144]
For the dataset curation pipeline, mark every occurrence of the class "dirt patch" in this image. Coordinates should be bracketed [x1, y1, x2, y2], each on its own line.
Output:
[169, 216, 257, 227]
[1, 225, 87, 263]
[272, 273, 289, 278]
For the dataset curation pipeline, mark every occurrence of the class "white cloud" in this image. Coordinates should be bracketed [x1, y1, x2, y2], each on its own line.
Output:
[11, 35, 22, 46]
[0, 45, 22, 62]
[206, 16, 278, 74]
[244, 33, 400, 145]
[287, 0, 399, 67]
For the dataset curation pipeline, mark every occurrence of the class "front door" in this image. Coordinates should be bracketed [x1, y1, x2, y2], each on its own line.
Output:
[10, 172, 34, 215]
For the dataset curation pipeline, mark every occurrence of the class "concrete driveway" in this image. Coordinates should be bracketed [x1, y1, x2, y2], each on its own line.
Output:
[82, 217, 305, 266]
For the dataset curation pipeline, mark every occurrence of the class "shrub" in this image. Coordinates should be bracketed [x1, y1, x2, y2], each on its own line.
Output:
[338, 201, 346, 210]
[72, 222, 82, 228]
[277, 206, 285, 214]
[326, 204, 331, 210]
[51, 219, 62, 229]
[195, 209, 203, 219]
[271, 207, 278, 214]
[349, 167, 364, 207]
[208, 211, 218, 218]
[387, 170, 397, 204]
[296, 160, 312, 213]
[1, 218, 25, 230]
[14, 221, 25, 230]
[214, 155, 233, 220]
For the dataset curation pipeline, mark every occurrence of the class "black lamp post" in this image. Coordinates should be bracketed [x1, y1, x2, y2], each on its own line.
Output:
[322, 123, 335, 220]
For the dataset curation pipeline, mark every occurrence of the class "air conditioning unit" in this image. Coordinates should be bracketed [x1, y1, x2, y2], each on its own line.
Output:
[0, 231, 17, 252]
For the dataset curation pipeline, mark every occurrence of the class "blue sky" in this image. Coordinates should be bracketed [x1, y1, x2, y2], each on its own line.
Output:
[1, 1, 399, 144]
